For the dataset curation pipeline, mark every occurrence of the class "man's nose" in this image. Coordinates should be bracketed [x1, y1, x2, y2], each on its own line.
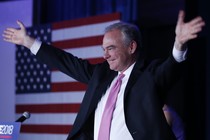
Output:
[103, 51, 109, 59]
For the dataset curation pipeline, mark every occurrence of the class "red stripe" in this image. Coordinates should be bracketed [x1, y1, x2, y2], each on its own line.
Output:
[52, 12, 120, 29]
[20, 124, 72, 134]
[52, 35, 103, 49]
[16, 104, 80, 113]
[88, 57, 105, 64]
[52, 82, 87, 92]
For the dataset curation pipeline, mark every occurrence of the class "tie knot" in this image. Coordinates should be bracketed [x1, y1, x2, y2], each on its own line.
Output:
[118, 73, 125, 81]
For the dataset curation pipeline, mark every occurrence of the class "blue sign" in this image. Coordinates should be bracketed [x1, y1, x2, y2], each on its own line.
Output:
[0, 122, 21, 140]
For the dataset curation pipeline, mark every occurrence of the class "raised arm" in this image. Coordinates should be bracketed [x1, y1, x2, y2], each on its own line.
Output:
[174, 10, 205, 51]
[2, 20, 35, 49]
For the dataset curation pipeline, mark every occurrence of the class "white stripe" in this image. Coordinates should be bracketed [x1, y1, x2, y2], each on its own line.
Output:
[19, 133, 68, 140]
[16, 113, 77, 125]
[16, 91, 85, 104]
[52, 20, 120, 41]
[64, 45, 103, 59]
[51, 71, 77, 83]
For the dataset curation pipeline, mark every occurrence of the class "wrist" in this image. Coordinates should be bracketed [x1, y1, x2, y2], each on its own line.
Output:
[174, 38, 187, 51]
[23, 36, 35, 49]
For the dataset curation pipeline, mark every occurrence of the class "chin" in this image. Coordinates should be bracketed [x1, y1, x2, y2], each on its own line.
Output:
[109, 66, 118, 71]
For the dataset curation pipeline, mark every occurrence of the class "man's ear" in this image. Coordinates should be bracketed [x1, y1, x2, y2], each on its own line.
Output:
[129, 40, 137, 54]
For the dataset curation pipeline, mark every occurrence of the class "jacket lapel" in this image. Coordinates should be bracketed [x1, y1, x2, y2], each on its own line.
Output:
[124, 56, 145, 97]
[88, 71, 117, 114]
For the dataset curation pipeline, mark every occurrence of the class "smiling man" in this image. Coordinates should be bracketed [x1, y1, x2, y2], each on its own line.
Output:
[102, 26, 138, 73]
[3, 10, 205, 140]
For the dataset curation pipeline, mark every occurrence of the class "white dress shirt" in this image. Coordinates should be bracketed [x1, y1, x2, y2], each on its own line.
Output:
[94, 63, 135, 140]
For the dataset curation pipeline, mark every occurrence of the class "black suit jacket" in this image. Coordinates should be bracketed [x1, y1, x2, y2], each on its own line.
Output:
[36, 43, 182, 140]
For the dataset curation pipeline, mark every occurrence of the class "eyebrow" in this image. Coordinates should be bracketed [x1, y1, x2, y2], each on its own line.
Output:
[103, 45, 116, 50]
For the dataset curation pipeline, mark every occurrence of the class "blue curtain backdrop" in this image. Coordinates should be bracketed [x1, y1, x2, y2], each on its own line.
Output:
[33, 0, 139, 24]
[32, 0, 210, 140]
[33, 0, 184, 26]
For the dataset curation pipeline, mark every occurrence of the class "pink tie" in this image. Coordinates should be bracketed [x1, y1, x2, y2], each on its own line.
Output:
[98, 73, 125, 140]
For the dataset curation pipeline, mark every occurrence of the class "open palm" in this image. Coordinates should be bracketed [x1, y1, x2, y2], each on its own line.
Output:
[3, 20, 27, 46]
[175, 10, 205, 46]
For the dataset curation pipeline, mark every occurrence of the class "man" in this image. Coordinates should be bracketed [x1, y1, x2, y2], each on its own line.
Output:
[3, 10, 205, 140]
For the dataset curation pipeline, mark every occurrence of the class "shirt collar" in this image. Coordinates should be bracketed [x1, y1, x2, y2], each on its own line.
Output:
[118, 62, 136, 78]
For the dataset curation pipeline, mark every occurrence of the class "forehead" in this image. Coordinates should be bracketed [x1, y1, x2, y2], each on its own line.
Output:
[102, 30, 124, 47]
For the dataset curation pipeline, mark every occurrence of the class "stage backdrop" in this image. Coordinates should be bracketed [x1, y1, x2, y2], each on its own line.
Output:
[0, 0, 32, 122]
[16, 13, 120, 140]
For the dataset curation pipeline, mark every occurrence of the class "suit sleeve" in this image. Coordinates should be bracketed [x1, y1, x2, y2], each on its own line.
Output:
[35, 43, 96, 84]
[149, 54, 185, 94]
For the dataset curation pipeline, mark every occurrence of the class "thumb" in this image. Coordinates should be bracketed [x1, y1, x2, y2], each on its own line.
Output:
[177, 10, 185, 26]
[16, 20, 26, 30]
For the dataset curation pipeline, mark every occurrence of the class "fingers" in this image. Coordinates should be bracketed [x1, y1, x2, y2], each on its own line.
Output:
[4, 28, 16, 33]
[189, 16, 205, 27]
[2, 33, 13, 42]
[3, 36, 11, 42]
[2, 26, 19, 42]
[188, 17, 205, 35]
[191, 26, 203, 35]
[2, 30, 13, 42]
[3, 29, 12, 39]
[188, 34, 198, 40]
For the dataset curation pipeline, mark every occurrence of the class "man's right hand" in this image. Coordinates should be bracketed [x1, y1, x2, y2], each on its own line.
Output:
[2, 20, 35, 49]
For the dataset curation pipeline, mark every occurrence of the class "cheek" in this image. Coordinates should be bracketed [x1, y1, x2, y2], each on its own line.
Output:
[111, 49, 129, 60]
[118, 51, 129, 60]
[109, 51, 118, 58]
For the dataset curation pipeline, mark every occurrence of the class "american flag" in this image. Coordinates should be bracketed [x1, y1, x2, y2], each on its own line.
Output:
[15, 13, 120, 140]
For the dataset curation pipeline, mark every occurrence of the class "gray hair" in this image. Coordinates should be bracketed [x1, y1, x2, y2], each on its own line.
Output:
[104, 22, 142, 51]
